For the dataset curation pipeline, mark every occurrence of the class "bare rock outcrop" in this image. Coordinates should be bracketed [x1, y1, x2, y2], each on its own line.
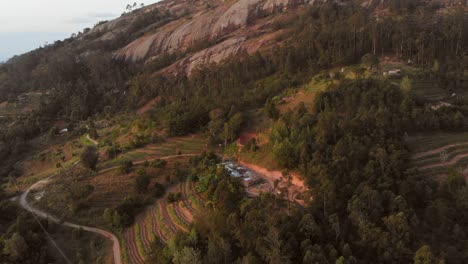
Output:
[113, 0, 300, 66]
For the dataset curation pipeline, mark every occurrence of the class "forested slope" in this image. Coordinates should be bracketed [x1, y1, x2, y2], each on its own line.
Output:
[0, 0, 466, 263]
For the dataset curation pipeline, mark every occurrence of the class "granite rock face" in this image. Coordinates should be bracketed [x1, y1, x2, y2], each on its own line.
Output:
[107, 0, 303, 74]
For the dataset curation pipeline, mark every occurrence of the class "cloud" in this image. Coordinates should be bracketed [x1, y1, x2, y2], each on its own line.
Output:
[66, 12, 118, 25]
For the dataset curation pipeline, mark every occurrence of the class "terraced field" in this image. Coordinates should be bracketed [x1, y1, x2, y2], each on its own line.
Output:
[99, 135, 210, 170]
[411, 79, 447, 102]
[123, 180, 205, 264]
[409, 132, 468, 180]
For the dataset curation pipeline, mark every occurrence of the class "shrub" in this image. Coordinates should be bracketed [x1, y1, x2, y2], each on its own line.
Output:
[106, 145, 122, 159]
[151, 159, 167, 168]
[120, 159, 133, 174]
[152, 183, 165, 198]
[81, 146, 99, 170]
[135, 173, 151, 193]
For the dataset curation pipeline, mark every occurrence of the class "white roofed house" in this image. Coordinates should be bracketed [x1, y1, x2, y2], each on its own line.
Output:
[242, 171, 260, 187]
[231, 170, 242, 178]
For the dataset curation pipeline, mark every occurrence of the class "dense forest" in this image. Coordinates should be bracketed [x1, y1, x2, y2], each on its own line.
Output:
[0, 1, 467, 263]
[147, 79, 467, 263]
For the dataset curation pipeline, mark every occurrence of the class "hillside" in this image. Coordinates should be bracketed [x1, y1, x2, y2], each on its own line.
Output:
[0, 0, 467, 263]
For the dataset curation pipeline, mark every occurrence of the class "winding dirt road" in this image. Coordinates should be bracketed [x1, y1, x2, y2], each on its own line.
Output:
[19, 176, 122, 264]
[17, 153, 199, 264]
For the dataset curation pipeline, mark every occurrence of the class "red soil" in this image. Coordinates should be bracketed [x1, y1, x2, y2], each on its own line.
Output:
[170, 203, 190, 232]
[237, 132, 257, 147]
[239, 160, 308, 203]
[124, 227, 145, 264]
[150, 206, 168, 243]
[157, 200, 177, 233]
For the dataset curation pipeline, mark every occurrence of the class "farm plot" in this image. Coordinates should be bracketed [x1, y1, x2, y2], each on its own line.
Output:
[98, 135, 211, 170]
[409, 132, 468, 180]
[123, 181, 205, 264]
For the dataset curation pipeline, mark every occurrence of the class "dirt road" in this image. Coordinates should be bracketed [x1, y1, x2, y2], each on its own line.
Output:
[17, 154, 199, 264]
[18, 164, 122, 264]
[86, 134, 99, 145]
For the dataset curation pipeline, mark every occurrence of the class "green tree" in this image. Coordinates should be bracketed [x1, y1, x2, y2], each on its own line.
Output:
[172, 247, 202, 264]
[103, 208, 113, 226]
[265, 99, 279, 120]
[119, 159, 133, 174]
[401, 76, 412, 94]
[112, 211, 121, 229]
[432, 60, 440, 73]
[3, 233, 28, 259]
[361, 53, 379, 69]
[151, 158, 167, 168]
[81, 145, 99, 170]
[135, 171, 150, 193]
[414, 245, 435, 264]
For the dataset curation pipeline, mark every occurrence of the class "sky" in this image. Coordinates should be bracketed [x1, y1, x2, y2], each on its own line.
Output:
[0, 0, 157, 62]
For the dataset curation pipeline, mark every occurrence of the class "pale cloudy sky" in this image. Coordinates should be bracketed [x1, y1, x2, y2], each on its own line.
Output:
[0, 0, 157, 62]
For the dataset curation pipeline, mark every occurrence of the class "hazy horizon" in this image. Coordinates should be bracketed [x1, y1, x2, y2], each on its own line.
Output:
[0, 0, 157, 62]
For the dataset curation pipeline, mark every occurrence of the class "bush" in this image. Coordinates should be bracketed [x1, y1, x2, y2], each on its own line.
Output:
[361, 53, 379, 68]
[245, 138, 258, 152]
[135, 173, 150, 193]
[106, 145, 122, 159]
[115, 196, 143, 227]
[152, 183, 165, 198]
[81, 146, 99, 170]
[151, 159, 167, 168]
[120, 159, 133, 174]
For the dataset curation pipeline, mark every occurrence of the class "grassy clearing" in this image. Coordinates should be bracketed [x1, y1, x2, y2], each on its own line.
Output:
[48, 224, 111, 264]
[80, 134, 95, 146]
[0, 92, 42, 116]
[7, 157, 80, 193]
[98, 134, 209, 170]
[239, 145, 279, 171]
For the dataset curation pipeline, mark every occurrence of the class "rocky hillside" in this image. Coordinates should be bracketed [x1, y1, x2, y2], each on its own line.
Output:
[84, 0, 465, 76]
[90, 0, 305, 75]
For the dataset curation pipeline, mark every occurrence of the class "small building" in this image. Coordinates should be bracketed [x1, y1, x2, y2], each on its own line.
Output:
[219, 162, 262, 187]
[388, 69, 401, 76]
[242, 171, 261, 187]
[430, 102, 452, 110]
[236, 167, 247, 174]
[231, 170, 242, 178]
